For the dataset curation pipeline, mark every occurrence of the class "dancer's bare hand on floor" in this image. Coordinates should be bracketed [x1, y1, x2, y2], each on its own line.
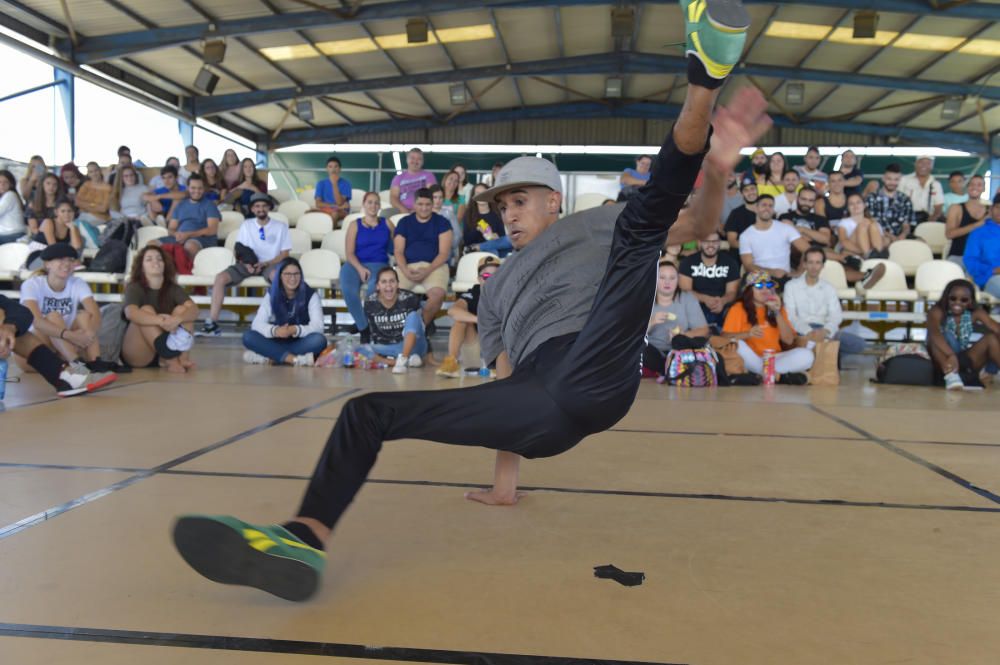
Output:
[464, 488, 526, 506]
[707, 87, 772, 171]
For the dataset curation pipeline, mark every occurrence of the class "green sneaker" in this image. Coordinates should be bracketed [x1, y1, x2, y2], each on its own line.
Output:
[173, 515, 326, 602]
[682, 0, 750, 81]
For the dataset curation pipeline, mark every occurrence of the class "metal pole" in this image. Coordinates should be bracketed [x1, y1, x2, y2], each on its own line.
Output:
[0, 80, 62, 105]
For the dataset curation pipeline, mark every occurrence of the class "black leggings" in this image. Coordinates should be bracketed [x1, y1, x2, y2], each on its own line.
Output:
[298, 133, 707, 529]
[642, 344, 669, 375]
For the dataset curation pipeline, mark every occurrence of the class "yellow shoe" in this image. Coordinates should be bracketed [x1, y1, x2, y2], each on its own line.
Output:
[435, 355, 461, 378]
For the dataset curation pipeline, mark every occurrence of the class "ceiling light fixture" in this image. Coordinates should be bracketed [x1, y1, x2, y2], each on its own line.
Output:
[296, 99, 314, 122]
[853, 11, 879, 39]
[605, 77, 623, 99]
[785, 82, 804, 106]
[406, 18, 428, 44]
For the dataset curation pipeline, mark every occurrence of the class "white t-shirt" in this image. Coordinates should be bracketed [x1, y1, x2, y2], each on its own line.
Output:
[20, 275, 93, 328]
[235, 218, 292, 263]
[773, 192, 797, 218]
[739, 222, 801, 273]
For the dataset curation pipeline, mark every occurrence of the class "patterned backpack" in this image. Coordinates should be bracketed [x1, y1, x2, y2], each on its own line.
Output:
[658, 347, 719, 387]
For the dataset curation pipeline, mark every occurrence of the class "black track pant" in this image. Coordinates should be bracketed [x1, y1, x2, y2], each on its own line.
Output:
[299, 133, 707, 529]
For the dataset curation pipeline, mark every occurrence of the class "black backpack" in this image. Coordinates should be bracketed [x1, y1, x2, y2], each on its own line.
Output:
[876, 354, 935, 385]
[89, 239, 129, 273]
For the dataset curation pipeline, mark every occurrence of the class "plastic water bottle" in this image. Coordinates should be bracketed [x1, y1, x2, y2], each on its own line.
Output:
[0, 357, 7, 402]
[341, 337, 355, 368]
[762, 349, 776, 386]
[478, 360, 490, 377]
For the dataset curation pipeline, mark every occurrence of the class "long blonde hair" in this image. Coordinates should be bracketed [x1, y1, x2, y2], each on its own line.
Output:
[110, 164, 139, 212]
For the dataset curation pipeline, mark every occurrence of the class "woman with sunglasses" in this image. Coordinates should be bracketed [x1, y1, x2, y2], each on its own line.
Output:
[722, 270, 813, 384]
[242, 258, 327, 366]
[436, 255, 501, 378]
[926, 278, 1000, 390]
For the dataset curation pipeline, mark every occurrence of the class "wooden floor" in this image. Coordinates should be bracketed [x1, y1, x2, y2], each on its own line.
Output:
[2, 339, 1000, 665]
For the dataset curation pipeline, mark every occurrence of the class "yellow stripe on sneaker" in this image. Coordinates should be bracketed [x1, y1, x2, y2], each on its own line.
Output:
[279, 536, 328, 558]
[243, 528, 328, 558]
[688, 0, 707, 23]
[691, 32, 735, 79]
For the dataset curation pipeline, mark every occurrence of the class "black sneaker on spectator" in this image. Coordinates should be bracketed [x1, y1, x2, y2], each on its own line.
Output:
[85, 358, 132, 374]
[858, 263, 886, 293]
[198, 321, 221, 337]
[777, 372, 808, 385]
[56, 361, 118, 397]
[843, 256, 862, 271]
[359, 327, 371, 345]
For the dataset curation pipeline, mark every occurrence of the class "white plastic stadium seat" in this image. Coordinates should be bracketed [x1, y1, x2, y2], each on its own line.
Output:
[915, 259, 966, 301]
[177, 247, 234, 286]
[379, 189, 392, 208]
[277, 200, 310, 226]
[888, 239, 934, 277]
[342, 212, 364, 228]
[224, 233, 238, 252]
[287, 228, 312, 257]
[913, 222, 947, 258]
[573, 192, 609, 214]
[320, 229, 347, 262]
[217, 217, 242, 242]
[855, 259, 918, 302]
[296, 212, 334, 242]
[220, 210, 245, 226]
[390, 213, 409, 226]
[268, 211, 289, 224]
[268, 188, 292, 204]
[818, 259, 857, 301]
[297, 188, 315, 204]
[350, 190, 367, 212]
[452, 252, 498, 293]
[299, 249, 342, 291]
[0, 243, 31, 280]
[135, 225, 169, 248]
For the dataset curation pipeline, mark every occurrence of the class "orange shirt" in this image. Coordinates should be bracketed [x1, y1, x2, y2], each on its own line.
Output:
[722, 302, 792, 356]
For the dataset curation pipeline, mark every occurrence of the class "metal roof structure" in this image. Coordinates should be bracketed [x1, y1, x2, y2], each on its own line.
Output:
[1, 0, 998, 154]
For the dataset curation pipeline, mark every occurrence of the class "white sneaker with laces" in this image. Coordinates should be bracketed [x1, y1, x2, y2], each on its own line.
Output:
[392, 354, 409, 374]
[943, 372, 965, 391]
[243, 350, 270, 365]
[57, 361, 117, 397]
[293, 353, 315, 367]
[408, 354, 423, 368]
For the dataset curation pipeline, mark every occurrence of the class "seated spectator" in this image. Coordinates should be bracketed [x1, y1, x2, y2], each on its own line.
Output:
[963, 192, 1000, 300]
[783, 248, 866, 357]
[436, 255, 500, 378]
[0, 170, 26, 244]
[794, 146, 828, 194]
[463, 182, 510, 257]
[722, 271, 813, 384]
[26, 173, 64, 237]
[484, 161, 505, 187]
[723, 175, 758, 256]
[429, 184, 460, 262]
[1, 293, 116, 397]
[148, 157, 182, 190]
[619, 154, 652, 200]
[865, 163, 913, 244]
[926, 278, 1000, 390]
[145, 165, 186, 222]
[19, 244, 101, 366]
[107, 146, 144, 186]
[313, 156, 351, 224]
[340, 192, 395, 344]
[943, 171, 968, 215]
[644, 259, 709, 375]
[219, 148, 242, 190]
[757, 151, 787, 198]
[110, 165, 150, 222]
[440, 169, 466, 222]
[19, 155, 48, 202]
[899, 155, 944, 224]
[738, 194, 811, 283]
[772, 169, 800, 218]
[226, 158, 266, 216]
[748, 147, 768, 185]
[720, 170, 743, 229]
[363, 267, 428, 374]
[678, 231, 741, 330]
[179, 145, 199, 184]
[837, 149, 864, 196]
[155, 174, 220, 259]
[75, 162, 112, 226]
[835, 193, 886, 260]
[121, 245, 198, 373]
[393, 188, 452, 327]
[945, 174, 986, 269]
[390, 148, 436, 213]
[815, 170, 848, 221]
[59, 162, 84, 202]
[199, 158, 225, 203]
[201, 193, 291, 336]
[34, 200, 82, 253]
[451, 163, 473, 201]
[242, 258, 327, 367]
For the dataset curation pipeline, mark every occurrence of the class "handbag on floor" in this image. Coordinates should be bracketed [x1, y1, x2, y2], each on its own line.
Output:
[659, 345, 719, 387]
[807, 339, 840, 386]
[875, 343, 934, 386]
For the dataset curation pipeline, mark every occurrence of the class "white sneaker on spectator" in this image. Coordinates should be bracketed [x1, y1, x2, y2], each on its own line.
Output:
[943, 371, 965, 391]
[57, 361, 117, 397]
[243, 350, 270, 365]
[293, 353, 315, 367]
[408, 355, 423, 368]
[392, 354, 409, 374]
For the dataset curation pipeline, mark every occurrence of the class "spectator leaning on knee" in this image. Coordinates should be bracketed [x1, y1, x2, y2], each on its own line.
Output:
[242, 258, 327, 367]
[963, 192, 1000, 302]
[436, 255, 501, 378]
[155, 174, 220, 259]
[678, 230, 740, 331]
[393, 187, 453, 328]
[926, 278, 1000, 391]
[201, 193, 291, 337]
[389, 148, 436, 213]
[722, 270, 814, 385]
[340, 191, 395, 344]
[865, 163, 914, 244]
[738, 194, 811, 284]
[783, 247, 866, 358]
[644, 259, 709, 376]
[313, 156, 352, 224]
[363, 266, 428, 374]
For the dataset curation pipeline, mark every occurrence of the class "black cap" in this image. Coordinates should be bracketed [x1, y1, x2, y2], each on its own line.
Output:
[39, 243, 78, 261]
[740, 175, 757, 189]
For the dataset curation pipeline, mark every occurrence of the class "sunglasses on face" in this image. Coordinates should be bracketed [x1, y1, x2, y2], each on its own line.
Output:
[753, 281, 776, 289]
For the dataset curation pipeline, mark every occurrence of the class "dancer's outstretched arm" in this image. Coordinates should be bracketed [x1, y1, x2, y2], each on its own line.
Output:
[465, 351, 524, 506]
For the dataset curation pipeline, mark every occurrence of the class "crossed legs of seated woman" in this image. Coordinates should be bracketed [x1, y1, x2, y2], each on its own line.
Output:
[926, 279, 1000, 391]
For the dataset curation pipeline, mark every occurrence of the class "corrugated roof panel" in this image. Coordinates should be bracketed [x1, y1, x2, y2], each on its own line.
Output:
[214, 41, 295, 89]
[634, 4, 685, 55]
[516, 78, 567, 107]
[624, 73, 678, 102]
[493, 8, 561, 63]
[801, 84, 886, 117]
[26, 0, 146, 35]
[919, 52, 1000, 81]
[861, 50, 941, 78]
[369, 88, 439, 117]
[561, 6, 613, 57]
[564, 74, 611, 101]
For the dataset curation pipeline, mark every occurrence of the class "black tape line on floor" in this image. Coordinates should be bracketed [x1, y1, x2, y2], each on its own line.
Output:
[0, 388, 360, 541]
[0, 379, 151, 411]
[0, 622, 686, 664]
[594, 564, 645, 587]
[809, 405, 1000, 506]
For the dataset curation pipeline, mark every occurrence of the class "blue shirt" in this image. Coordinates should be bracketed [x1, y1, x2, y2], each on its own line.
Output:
[154, 185, 186, 215]
[395, 213, 451, 263]
[314, 178, 352, 205]
[172, 197, 220, 235]
[963, 219, 1000, 288]
[354, 217, 392, 264]
[621, 168, 650, 190]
